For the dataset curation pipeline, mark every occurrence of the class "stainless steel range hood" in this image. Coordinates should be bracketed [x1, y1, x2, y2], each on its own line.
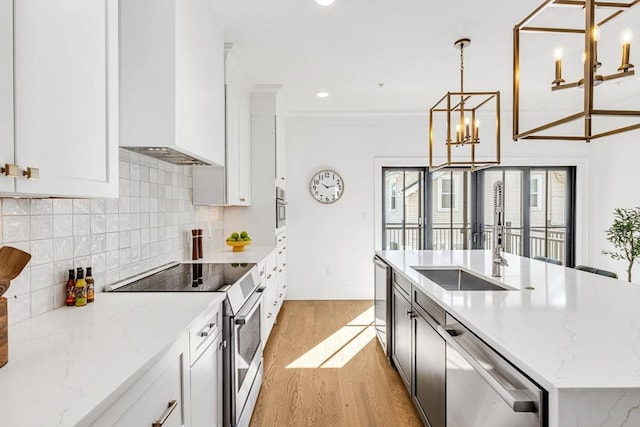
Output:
[121, 146, 213, 166]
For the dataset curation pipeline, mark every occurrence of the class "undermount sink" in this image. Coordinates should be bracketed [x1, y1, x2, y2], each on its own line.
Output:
[412, 268, 512, 291]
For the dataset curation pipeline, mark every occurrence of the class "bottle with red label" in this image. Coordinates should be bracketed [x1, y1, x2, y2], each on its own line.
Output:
[65, 269, 76, 306]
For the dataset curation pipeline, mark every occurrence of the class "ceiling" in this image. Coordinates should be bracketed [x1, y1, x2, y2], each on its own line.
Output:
[211, 0, 640, 115]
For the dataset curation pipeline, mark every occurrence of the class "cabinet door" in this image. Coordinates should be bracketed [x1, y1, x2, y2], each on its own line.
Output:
[191, 333, 223, 427]
[226, 85, 241, 204]
[237, 94, 251, 205]
[414, 314, 446, 427]
[391, 287, 412, 390]
[0, 0, 15, 193]
[275, 115, 286, 185]
[13, 0, 118, 197]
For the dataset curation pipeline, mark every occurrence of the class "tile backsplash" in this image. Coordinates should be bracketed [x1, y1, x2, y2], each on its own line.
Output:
[2, 150, 224, 324]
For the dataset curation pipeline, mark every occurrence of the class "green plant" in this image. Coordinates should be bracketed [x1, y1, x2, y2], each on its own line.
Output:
[602, 207, 640, 282]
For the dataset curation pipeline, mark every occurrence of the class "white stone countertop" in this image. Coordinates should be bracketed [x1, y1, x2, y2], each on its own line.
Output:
[377, 250, 640, 426]
[184, 245, 276, 264]
[0, 292, 225, 427]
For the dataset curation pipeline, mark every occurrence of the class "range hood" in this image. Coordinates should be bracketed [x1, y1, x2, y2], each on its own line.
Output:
[121, 147, 213, 166]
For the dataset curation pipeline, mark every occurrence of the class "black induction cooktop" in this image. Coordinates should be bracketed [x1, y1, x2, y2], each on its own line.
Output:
[110, 262, 256, 292]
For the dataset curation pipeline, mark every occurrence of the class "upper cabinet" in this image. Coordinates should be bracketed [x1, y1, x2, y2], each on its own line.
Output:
[193, 44, 252, 206]
[119, 0, 225, 167]
[0, 0, 118, 198]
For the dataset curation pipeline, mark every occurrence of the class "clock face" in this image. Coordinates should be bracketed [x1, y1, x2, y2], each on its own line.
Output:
[309, 170, 344, 204]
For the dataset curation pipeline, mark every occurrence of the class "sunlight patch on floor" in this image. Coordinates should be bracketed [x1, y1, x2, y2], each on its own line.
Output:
[286, 306, 376, 369]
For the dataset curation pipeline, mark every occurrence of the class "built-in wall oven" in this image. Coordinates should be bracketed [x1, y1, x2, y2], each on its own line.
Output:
[107, 262, 264, 427]
[276, 186, 286, 228]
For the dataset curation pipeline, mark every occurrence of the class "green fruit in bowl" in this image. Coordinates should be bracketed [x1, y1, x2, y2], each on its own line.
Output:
[230, 232, 239, 240]
[240, 231, 249, 239]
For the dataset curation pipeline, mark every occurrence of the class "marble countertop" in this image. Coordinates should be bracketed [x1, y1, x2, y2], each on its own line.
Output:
[0, 292, 225, 427]
[377, 250, 640, 392]
[184, 245, 276, 264]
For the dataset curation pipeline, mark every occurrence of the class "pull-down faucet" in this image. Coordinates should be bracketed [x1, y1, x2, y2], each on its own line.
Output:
[492, 180, 508, 277]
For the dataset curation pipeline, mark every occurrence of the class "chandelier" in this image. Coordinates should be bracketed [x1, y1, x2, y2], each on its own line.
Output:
[513, 0, 639, 141]
[429, 38, 501, 172]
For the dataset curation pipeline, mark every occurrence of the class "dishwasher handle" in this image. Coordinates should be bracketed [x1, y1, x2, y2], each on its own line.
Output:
[437, 325, 537, 413]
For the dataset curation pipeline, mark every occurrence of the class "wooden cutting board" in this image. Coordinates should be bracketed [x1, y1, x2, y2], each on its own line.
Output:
[0, 297, 7, 367]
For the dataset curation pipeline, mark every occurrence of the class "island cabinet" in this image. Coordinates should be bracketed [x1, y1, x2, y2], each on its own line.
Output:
[391, 269, 446, 427]
[0, 0, 118, 197]
[391, 272, 412, 390]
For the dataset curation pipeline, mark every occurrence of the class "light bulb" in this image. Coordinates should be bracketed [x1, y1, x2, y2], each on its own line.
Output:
[581, 51, 587, 64]
[593, 25, 601, 42]
[621, 28, 633, 44]
[315, 0, 335, 5]
[464, 117, 470, 125]
[475, 120, 480, 128]
[316, 91, 329, 98]
[553, 47, 563, 60]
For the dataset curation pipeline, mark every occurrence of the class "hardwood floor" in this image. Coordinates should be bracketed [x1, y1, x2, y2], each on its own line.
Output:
[250, 300, 423, 427]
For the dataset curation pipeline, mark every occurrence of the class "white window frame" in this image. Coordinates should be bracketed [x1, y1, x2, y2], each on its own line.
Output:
[437, 174, 460, 212]
[530, 175, 543, 211]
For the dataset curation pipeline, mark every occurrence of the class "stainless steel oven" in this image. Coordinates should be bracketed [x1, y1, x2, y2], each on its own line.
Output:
[276, 186, 286, 228]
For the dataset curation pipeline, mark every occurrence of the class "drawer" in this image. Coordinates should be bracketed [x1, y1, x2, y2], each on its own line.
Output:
[188, 307, 221, 366]
[276, 230, 286, 246]
[257, 259, 266, 283]
[413, 289, 445, 325]
[392, 271, 411, 298]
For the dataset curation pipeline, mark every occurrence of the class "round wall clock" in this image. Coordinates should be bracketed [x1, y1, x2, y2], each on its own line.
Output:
[309, 169, 344, 204]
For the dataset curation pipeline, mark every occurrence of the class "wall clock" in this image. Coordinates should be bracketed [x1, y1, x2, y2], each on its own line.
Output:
[309, 169, 344, 204]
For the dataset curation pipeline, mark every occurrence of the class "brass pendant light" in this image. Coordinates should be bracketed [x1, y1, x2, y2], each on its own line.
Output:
[429, 38, 501, 172]
[513, 0, 639, 142]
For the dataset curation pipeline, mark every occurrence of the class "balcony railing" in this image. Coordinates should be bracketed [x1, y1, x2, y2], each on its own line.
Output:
[384, 223, 566, 263]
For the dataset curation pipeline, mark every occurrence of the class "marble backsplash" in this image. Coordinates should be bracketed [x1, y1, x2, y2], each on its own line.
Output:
[2, 149, 224, 324]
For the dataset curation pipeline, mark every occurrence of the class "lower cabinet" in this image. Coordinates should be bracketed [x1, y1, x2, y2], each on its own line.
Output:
[91, 337, 188, 427]
[391, 285, 412, 390]
[414, 312, 446, 427]
[190, 332, 223, 427]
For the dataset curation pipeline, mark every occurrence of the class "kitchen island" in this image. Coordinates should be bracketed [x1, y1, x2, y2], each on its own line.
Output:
[377, 250, 640, 427]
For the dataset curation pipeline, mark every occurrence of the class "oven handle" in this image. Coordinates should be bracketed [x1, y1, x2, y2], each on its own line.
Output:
[234, 291, 263, 325]
[437, 324, 537, 413]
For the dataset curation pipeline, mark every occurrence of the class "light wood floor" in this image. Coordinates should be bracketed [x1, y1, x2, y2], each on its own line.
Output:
[250, 300, 423, 427]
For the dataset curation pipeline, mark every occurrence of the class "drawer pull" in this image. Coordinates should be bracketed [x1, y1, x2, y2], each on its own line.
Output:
[278, 250, 282, 254]
[283, 263, 286, 267]
[267, 313, 272, 318]
[22, 167, 40, 180]
[267, 274, 272, 279]
[279, 293, 283, 297]
[273, 266, 277, 271]
[240, 197, 246, 202]
[273, 301, 277, 306]
[279, 269, 283, 273]
[1, 163, 19, 177]
[199, 322, 216, 337]
[153, 399, 178, 427]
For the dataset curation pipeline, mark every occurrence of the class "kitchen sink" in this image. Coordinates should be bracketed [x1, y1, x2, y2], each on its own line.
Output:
[412, 268, 512, 291]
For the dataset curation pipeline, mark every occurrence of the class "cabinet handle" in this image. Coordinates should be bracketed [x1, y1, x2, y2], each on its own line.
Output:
[279, 293, 283, 297]
[273, 267, 277, 271]
[278, 250, 282, 254]
[273, 301, 277, 306]
[1, 164, 19, 178]
[22, 167, 40, 180]
[267, 313, 272, 318]
[260, 271, 264, 276]
[267, 274, 272, 279]
[152, 399, 178, 427]
[199, 322, 216, 337]
[283, 246, 286, 250]
[279, 269, 283, 273]
[240, 197, 246, 201]
[283, 263, 286, 267]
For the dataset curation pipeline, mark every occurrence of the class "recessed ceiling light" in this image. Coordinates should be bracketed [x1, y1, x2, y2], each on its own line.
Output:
[315, 0, 335, 6]
[316, 91, 329, 98]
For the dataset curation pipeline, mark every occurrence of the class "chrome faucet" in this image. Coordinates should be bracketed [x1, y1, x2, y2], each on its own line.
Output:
[492, 180, 508, 277]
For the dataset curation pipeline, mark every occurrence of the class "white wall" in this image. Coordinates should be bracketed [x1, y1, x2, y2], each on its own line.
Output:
[285, 113, 605, 300]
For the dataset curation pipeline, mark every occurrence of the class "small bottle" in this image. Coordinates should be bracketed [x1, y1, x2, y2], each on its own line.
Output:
[65, 269, 76, 306]
[86, 267, 95, 303]
[75, 268, 87, 307]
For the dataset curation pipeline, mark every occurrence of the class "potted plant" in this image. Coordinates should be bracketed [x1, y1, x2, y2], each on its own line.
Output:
[602, 207, 640, 283]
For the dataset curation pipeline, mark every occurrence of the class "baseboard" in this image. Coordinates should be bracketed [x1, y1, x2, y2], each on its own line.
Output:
[285, 284, 373, 300]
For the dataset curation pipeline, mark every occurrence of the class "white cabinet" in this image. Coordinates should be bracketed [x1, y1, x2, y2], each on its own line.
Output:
[91, 337, 189, 427]
[192, 45, 251, 206]
[262, 250, 278, 344]
[275, 114, 286, 186]
[119, 0, 225, 167]
[189, 306, 223, 427]
[0, 0, 118, 198]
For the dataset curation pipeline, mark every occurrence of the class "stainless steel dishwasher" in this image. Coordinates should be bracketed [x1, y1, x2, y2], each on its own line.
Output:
[438, 314, 546, 427]
[373, 256, 391, 357]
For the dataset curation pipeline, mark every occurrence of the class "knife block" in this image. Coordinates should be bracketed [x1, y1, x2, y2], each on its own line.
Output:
[0, 297, 7, 368]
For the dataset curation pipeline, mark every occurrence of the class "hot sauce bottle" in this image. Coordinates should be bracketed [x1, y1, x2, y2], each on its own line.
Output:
[75, 268, 87, 307]
[86, 267, 95, 303]
[65, 269, 76, 306]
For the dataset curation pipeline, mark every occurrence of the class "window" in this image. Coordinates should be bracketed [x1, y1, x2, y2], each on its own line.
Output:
[437, 175, 459, 211]
[530, 176, 542, 210]
[390, 181, 397, 212]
